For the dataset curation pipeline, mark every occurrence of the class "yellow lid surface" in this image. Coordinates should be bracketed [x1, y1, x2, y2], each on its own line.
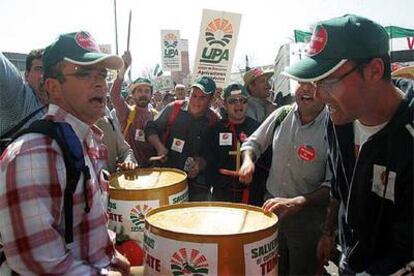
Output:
[146, 206, 277, 235]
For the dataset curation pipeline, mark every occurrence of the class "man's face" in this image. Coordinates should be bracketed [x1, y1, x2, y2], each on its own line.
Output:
[131, 84, 152, 107]
[48, 62, 108, 125]
[224, 95, 248, 122]
[25, 59, 44, 95]
[295, 82, 324, 117]
[175, 87, 186, 100]
[248, 75, 271, 99]
[188, 87, 212, 117]
[313, 61, 365, 125]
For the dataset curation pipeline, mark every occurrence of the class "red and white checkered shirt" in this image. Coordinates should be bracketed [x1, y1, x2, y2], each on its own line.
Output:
[0, 104, 114, 275]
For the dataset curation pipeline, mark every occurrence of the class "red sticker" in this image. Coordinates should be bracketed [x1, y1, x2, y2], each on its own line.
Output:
[175, 140, 182, 146]
[297, 145, 316, 161]
[223, 133, 229, 139]
[239, 132, 247, 142]
[307, 26, 328, 57]
[75, 32, 100, 52]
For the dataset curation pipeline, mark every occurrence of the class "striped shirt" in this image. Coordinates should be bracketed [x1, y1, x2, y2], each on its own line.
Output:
[0, 52, 45, 137]
[0, 104, 114, 275]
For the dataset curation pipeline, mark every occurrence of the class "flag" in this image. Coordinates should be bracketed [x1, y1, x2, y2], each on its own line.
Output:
[385, 26, 414, 63]
[385, 26, 414, 39]
[294, 30, 312, 43]
[153, 64, 163, 77]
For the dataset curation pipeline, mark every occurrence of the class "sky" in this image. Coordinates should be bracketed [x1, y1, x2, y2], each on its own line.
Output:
[1, 0, 413, 78]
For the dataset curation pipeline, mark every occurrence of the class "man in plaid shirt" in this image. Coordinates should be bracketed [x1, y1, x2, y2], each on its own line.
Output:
[0, 31, 130, 275]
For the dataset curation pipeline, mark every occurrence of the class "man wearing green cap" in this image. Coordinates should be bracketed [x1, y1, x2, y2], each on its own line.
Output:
[283, 14, 413, 274]
[202, 83, 265, 205]
[110, 50, 157, 167]
[0, 31, 129, 275]
[146, 76, 220, 201]
[243, 67, 277, 123]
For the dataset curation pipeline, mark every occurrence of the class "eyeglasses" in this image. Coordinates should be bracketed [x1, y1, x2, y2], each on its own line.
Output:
[227, 97, 248, 105]
[312, 63, 361, 91]
[60, 67, 108, 81]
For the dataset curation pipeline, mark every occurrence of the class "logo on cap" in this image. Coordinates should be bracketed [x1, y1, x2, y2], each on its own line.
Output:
[75, 31, 100, 52]
[307, 26, 328, 57]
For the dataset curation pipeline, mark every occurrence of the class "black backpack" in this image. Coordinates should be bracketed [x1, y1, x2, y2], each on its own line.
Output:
[1, 119, 91, 244]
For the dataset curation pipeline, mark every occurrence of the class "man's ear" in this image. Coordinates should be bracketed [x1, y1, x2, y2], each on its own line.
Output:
[44, 78, 61, 102]
[365, 58, 384, 82]
[24, 71, 29, 82]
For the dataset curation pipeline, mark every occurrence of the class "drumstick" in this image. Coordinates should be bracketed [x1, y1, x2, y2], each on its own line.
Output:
[149, 156, 164, 162]
[219, 168, 240, 177]
[127, 10, 132, 51]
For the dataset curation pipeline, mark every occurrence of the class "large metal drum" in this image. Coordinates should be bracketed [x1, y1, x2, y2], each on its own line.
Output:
[143, 202, 279, 275]
[108, 167, 188, 242]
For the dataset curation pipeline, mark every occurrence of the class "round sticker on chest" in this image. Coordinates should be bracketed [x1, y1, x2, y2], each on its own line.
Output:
[297, 145, 316, 161]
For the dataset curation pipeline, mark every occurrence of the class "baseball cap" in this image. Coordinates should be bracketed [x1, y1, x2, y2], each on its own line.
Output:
[222, 83, 249, 99]
[129, 77, 153, 92]
[283, 14, 389, 82]
[243, 67, 273, 87]
[191, 76, 216, 95]
[43, 31, 123, 73]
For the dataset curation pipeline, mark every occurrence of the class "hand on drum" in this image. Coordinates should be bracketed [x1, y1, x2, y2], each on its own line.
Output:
[262, 196, 305, 219]
[117, 161, 138, 171]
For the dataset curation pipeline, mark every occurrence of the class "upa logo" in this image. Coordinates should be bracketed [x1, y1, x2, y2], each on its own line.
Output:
[170, 248, 209, 275]
[201, 18, 233, 64]
[129, 204, 152, 231]
[163, 33, 179, 58]
[75, 31, 100, 52]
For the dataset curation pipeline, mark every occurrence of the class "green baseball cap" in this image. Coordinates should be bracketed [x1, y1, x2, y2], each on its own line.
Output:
[222, 83, 249, 99]
[129, 77, 153, 93]
[283, 14, 389, 82]
[191, 76, 216, 95]
[43, 31, 123, 73]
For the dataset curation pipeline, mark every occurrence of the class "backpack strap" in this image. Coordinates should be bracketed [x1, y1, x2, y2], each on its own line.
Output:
[162, 100, 184, 144]
[8, 119, 90, 244]
[123, 105, 137, 137]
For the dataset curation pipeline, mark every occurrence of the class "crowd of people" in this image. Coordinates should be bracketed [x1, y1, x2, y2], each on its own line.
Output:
[0, 14, 412, 275]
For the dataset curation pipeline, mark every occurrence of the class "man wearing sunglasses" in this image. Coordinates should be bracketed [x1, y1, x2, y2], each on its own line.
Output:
[0, 31, 130, 275]
[239, 81, 330, 275]
[202, 83, 265, 205]
[283, 14, 413, 275]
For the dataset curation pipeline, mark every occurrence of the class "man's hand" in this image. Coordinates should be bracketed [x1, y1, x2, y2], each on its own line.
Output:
[156, 146, 169, 163]
[316, 232, 335, 274]
[110, 250, 131, 275]
[187, 159, 200, 179]
[117, 161, 138, 171]
[239, 155, 255, 184]
[262, 196, 306, 219]
[117, 51, 132, 79]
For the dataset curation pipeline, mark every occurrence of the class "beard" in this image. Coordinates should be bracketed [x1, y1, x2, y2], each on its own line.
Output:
[136, 97, 150, 107]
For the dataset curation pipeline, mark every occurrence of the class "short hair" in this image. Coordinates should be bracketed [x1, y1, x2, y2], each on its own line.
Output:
[355, 54, 391, 81]
[26, 49, 43, 72]
[43, 61, 65, 84]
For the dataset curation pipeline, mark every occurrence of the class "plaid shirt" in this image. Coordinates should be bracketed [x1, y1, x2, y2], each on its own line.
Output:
[0, 104, 114, 275]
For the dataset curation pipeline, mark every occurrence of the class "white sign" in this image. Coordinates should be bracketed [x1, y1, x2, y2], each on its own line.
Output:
[193, 9, 242, 88]
[161, 30, 182, 72]
[143, 231, 218, 275]
[244, 231, 278, 276]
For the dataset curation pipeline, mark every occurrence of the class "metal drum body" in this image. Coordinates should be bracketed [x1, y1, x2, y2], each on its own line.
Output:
[108, 168, 188, 242]
[143, 202, 279, 276]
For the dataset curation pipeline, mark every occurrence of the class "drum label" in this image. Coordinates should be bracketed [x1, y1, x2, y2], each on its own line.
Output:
[108, 199, 159, 240]
[143, 231, 218, 275]
[168, 186, 189, 204]
[244, 231, 278, 276]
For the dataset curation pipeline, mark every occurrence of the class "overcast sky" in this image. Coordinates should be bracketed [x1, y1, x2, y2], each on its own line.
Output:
[1, 0, 413, 77]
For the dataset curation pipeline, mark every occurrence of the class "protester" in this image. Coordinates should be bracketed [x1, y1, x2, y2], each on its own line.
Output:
[203, 83, 266, 205]
[96, 113, 138, 174]
[239, 82, 330, 275]
[162, 91, 175, 107]
[174, 83, 187, 100]
[0, 31, 129, 275]
[0, 49, 48, 137]
[243, 67, 277, 122]
[145, 76, 220, 201]
[283, 14, 413, 274]
[111, 51, 157, 167]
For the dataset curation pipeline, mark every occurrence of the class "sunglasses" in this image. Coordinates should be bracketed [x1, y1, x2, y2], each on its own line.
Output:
[227, 97, 248, 105]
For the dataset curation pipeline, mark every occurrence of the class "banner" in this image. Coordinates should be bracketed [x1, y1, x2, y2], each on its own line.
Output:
[161, 30, 182, 72]
[193, 9, 242, 88]
[294, 30, 311, 43]
[386, 26, 414, 63]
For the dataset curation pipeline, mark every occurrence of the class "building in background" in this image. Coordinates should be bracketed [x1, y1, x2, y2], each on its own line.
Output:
[3, 52, 27, 74]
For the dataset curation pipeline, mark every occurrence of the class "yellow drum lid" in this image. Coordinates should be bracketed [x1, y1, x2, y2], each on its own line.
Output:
[109, 168, 187, 190]
[146, 202, 277, 235]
